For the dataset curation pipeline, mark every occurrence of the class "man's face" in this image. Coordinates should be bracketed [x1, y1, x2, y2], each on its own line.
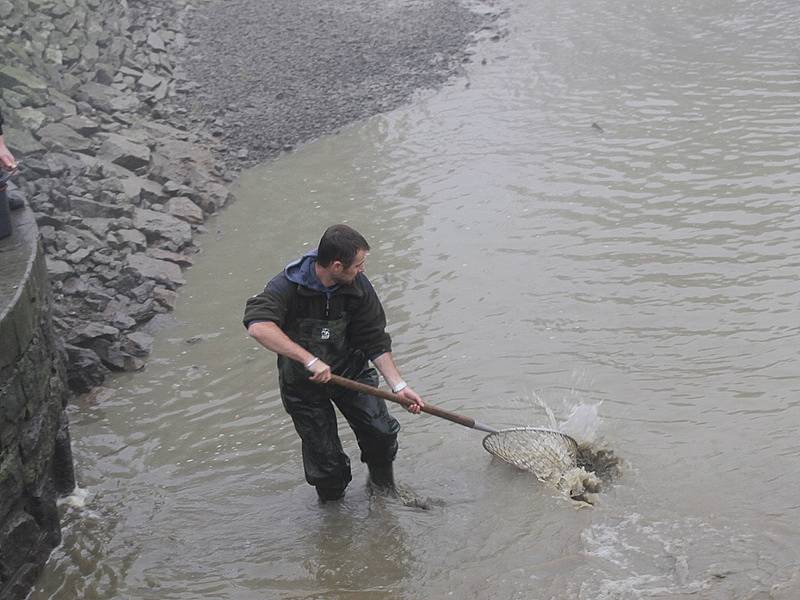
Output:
[332, 249, 367, 285]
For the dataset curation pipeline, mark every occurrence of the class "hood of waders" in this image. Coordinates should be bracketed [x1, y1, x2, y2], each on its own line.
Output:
[284, 249, 339, 295]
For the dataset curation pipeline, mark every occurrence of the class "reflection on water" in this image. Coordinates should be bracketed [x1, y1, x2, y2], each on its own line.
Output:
[32, 0, 800, 597]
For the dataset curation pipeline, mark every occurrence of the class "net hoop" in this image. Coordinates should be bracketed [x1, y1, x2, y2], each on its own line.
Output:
[482, 427, 579, 483]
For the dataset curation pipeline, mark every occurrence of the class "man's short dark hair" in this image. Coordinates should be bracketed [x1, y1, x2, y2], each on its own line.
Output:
[317, 224, 370, 267]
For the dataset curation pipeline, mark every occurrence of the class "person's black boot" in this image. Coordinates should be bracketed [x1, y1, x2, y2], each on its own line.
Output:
[367, 462, 398, 497]
[7, 188, 24, 210]
[5, 181, 24, 210]
[316, 485, 346, 502]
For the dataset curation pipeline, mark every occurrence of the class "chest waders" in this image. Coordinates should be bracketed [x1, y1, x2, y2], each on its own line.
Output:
[278, 296, 400, 501]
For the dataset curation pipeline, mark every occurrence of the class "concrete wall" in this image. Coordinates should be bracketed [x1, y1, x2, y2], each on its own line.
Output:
[0, 204, 74, 600]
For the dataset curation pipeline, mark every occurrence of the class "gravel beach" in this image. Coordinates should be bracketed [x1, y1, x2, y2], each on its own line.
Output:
[179, 0, 494, 165]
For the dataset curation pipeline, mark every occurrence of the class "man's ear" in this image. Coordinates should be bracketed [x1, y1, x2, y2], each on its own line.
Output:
[330, 260, 344, 273]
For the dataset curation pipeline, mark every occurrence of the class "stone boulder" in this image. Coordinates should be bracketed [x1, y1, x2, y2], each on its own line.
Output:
[98, 133, 151, 171]
[68, 197, 132, 219]
[77, 82, 140, 113]
[4, 126, 46, 156]
[149, 139, 215, 186]
[0, 65, 48, 91]
[118, 175, 165, 204]
[36, 123, 94, 155]
[126, 253, 185, 289]
[64, 345, 110, 393]
[166, 196, 203, 224]
[60, 115, 101, 136]
[132, 208, 192, 249]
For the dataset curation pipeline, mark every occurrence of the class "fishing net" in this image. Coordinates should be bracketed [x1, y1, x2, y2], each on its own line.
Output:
[482, 427, 579, 484]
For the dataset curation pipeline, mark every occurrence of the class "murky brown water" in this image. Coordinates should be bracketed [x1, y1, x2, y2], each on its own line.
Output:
[32, 0, 800, 598]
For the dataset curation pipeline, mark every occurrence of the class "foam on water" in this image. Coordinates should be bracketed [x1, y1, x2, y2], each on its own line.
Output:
[57, 486, 90, 509]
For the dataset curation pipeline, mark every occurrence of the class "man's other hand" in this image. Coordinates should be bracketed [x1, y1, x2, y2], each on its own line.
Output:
[396, 387, 424, 414]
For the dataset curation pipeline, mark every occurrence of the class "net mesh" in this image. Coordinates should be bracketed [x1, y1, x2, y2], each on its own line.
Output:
[482, 427, 578, 484]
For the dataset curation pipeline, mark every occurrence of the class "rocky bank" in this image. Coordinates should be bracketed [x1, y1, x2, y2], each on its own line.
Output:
[2, 0, 235, 393]
[0, 0, 503, 392]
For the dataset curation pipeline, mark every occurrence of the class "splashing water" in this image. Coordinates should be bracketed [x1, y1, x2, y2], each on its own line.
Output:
[560, 402, 602, 445]
[527, 393, 622, 505]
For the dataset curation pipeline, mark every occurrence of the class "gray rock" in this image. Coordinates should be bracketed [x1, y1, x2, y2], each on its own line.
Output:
[98, 133, 151, 171]
[41, 100, 70, 123]
[126, 298, 157, 323]
[83, 285, 116, 313]
[65, 344, 110, 392]
[138, 71, 163, 89]
[149, 138, 214, 185]
[5, 126, 46, 155]
[163, 180, 193, 196]
[89, 338, 143, 371]
[25, 152, 84, 177]
[81, 42, 99, 62]
[195, 181, 232, 213]
[153, 286, 178, 310]
[0, 65, 48, 91]
[147, 248, 194, 267]
[117, 175, 164, 204]
[129, 280, 156, 302]
[17, 107, 48, 131]
[166, 196, 203, 224]
[56, 14, 79, 35]
[112, 228, 147, 249]
[61, 114, 101, 136]
[123, 331, 153, 357]
[66, 322, 120, 345]
[126, 253, 185, 289]
[45, 258, 74, 280]
[61, 276, 88, 296]
[78, 82, 140, 113]
[63, 44, 81, 62]
[45, 47, 64, 65]
[138, 179, 166, 203]
[66, 248, 92, 264]
[132, 208, 192, 248]
[95, 66, 114, 85]
[152, 80, 169, 101]
[60, 222, 104, 248]
[82, 217, 114, 237]
[147, 31, 166, 51]
[119, 66, 144, 78]
[68, 197, 132, 219]
[1, 88, 25, 109]
[108, 311, 137, 330]
[37, 122, 94, 154]
[77, 155, 138, 181]
[50, 0, 70, 17]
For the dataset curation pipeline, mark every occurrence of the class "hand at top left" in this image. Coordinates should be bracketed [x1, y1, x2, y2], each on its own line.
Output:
[0, 138, 17, 173]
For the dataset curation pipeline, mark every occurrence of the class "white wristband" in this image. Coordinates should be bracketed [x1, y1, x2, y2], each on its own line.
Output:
[305, 357, 319, 370]
[391, 380, 408, 393]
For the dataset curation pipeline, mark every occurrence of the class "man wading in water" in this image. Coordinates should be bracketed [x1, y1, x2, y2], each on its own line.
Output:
[243, 224, 424, 501]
